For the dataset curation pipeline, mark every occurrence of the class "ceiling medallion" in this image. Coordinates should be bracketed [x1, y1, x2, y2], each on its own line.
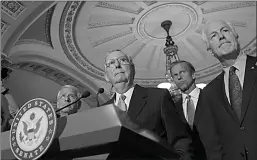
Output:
[137, 3, 198, 41]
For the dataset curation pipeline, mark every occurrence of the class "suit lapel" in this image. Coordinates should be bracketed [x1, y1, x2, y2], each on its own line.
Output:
[127, 84, 147, 121]
[175, 98, 188, 124]
[194, 90, 204, 125]
[240, 56, 257, 124]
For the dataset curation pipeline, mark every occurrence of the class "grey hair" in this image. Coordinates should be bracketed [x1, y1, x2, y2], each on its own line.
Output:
[104, 49, 136, 79]
[202, 20, 239, 50]
[57, 85, 81, 100]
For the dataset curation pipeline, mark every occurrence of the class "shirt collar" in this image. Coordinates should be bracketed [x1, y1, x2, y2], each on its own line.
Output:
[223, 53, 246, 73]
[182, 87, 200, 103]
[115, 85, 135, 104]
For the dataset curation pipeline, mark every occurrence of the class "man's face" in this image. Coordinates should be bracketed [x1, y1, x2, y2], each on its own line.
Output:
[57, 87, 79, 113]
[171, 63, 195, 93]
[206, 21, 239, 59]
[105, 51, 133, 85]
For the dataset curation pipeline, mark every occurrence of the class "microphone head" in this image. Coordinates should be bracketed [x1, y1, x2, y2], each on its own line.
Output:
[98, 88, 104, 94]
[81, 91, 91, 98]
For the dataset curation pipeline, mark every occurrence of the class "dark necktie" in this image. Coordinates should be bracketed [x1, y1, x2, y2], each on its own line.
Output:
[118, 95, 127, 111]
[186, 95, 195, 129]
[229, 66, 242, 120]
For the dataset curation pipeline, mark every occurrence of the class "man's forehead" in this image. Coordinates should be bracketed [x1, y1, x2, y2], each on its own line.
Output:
[106, 51, 127, 60]
[206, 21, 229, 34]
[60, 87, 76, 94]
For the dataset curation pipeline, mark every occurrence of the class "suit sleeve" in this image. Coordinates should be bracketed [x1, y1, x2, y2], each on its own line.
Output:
[1, 94, 11, 132]
[161, 89, 194, 160]
[197, 91, 223, 160]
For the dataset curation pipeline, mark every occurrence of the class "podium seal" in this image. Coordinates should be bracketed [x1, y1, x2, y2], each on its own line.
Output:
[10, 98, 57, 160]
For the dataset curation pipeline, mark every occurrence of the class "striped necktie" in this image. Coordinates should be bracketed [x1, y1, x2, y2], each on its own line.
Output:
[118, 94, 127, 112]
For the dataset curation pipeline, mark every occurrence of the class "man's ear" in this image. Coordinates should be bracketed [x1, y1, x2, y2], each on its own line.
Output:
[207, 48, 215, 56]
[104, 73, 110, 82]
[192, 72, 196, 80]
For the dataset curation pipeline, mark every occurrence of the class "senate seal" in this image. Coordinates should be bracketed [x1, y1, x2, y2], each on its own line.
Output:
[10, 98, 57, 160]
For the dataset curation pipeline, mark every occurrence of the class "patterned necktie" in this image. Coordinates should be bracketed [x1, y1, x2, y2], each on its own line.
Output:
[118, 94, 127, 111]
[186, 95, 195, 129]
[229, 66, 242, 120]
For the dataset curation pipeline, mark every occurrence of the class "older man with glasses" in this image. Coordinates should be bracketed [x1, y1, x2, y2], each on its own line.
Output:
[56, 85, 82, 117]
[103, 49, 194, 160]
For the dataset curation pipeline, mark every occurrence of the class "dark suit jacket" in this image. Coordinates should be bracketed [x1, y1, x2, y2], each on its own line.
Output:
[197, 55, 257, 160]
[175, 90, 207, 160]
[104, 84, 194, 160]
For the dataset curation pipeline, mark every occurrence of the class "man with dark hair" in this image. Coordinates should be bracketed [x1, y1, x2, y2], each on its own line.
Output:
[170, 60, 207, 160]
[199, 20, 257, 160]
[103, 50, 194, 159]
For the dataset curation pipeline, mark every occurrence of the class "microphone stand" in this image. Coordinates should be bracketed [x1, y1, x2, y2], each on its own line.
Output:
[55, 97, 82, 113]
[96, 93, 100, 107]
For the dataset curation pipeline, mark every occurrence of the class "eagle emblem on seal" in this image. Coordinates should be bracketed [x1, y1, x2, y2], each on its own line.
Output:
[20, 113, 43, 146]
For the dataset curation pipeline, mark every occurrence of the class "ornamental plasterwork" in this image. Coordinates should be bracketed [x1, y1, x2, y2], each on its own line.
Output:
[59, 1, 256, 86]
[137, 3, 198, 40]
[1, 20, 9, 35]
[143, 1, 157, 6]
[60, 1, 104, 79]
[14, 39, 52, 47]
[1, 1, 26, 19]
[12, 62, 97, 106]
[96, 1, 143, 15]
[202, 1, 256, 14]
[91, 27, 133, 47]
[119, 36, 138, 50]
[45, 4, 56, 47]
[192, 1, 207, 6]
[131, 42, 147, 59]
[88, 18, 135, 29]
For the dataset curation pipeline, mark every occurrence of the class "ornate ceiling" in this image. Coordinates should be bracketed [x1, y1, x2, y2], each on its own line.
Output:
[1, 1, 257, 100]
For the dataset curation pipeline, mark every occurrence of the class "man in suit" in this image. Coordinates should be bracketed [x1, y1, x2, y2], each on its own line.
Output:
[198, 20, 257, 160]
[56, 85, 82, 117]
[103, 49, 194, 159]
[170, 60, 207, 160]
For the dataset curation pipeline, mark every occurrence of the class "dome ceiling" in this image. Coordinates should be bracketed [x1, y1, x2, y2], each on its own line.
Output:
[2, 1, 256, 90]
[59, 1, 256, 85]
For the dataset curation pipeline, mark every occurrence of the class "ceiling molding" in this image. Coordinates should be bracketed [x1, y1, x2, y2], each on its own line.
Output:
[1, 20, 10, 35]
[8, 54, 110, 105]
[2, 1, 57, 53]
[1, 1, 26, 20]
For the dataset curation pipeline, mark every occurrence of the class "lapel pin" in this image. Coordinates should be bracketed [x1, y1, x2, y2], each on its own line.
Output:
[253, 62, 257, 69]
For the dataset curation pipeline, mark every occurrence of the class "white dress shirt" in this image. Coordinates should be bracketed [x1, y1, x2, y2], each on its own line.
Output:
[114, 85, 135, 110]
[182, 87, 200, 122]
[223, 53, 246, 104]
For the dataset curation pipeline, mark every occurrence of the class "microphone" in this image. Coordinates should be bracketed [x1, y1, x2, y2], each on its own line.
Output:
[96, 88, 104, 107]
[97, 88, 104, 95]
[55, 91, 90, 113]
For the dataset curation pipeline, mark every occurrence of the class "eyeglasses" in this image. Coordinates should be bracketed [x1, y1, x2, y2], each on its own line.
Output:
[59, 94, 77, 101]
[105, 56, 130, 68]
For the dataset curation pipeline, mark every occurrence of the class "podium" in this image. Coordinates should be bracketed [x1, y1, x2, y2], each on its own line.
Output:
[1, 104, 179, 160]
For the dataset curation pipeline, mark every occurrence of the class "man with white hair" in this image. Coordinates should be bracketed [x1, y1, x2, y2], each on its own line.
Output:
[198, 20, 257, 160]
[56, 85, 82, 117]
[103, 49, 194, 159]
